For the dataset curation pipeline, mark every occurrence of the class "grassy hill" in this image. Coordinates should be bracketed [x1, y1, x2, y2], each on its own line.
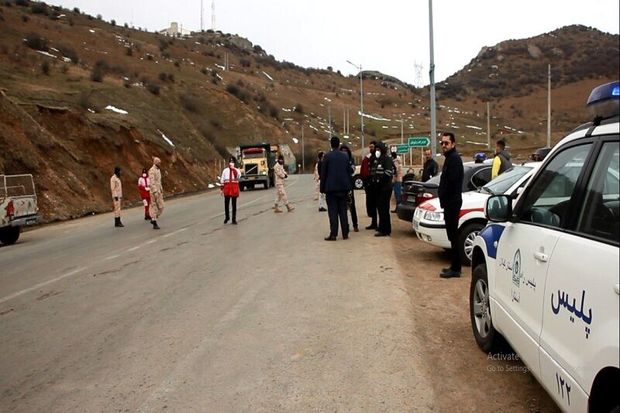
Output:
[0, 1, 617, 221]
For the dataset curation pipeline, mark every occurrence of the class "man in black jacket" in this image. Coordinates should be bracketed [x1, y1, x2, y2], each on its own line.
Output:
[422, 149, 439, 182]
[438, 132, 464, 278]
[321, 136, 354, 241]
[370, 142, 395, 237]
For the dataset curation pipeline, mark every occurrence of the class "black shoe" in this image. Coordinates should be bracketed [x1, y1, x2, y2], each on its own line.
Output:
[224, 218, 229, 224]
[365, 225, 377, 230]
[343, 234, 349, 240]
[440, 269, 461, 278]
[232, 221, 237, 225]
[374, 232, 390, 237]
[152, 220, 160, 230]
[319, 207, 327, 212]
[144, 215, 151, 221]
[114, 217, 124, 228]
[440, 267, 452, 274]
[353, 226, 359, 232]
[324, 235, 337, 241]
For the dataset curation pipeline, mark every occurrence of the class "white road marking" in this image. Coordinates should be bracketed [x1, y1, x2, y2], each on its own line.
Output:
[104, 254, 120, 260]
[127, 246, 140, 252]
[0, 267, 88, 305]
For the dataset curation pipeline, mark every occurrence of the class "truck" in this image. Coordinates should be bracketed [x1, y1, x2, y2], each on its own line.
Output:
[237, 143, 297, 190]
[0, 174, 39, 245]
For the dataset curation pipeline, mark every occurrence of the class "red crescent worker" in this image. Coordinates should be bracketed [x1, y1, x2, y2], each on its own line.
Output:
[137, 168, 151, 221]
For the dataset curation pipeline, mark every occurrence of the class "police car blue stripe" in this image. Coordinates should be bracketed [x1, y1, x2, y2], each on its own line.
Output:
[479, 223, 505, 259]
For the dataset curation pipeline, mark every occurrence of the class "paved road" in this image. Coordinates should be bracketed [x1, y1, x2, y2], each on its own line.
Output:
[0, 175, 436, 412]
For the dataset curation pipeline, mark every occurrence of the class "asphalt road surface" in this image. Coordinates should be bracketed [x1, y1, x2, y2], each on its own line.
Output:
[0, 175, 438, 412]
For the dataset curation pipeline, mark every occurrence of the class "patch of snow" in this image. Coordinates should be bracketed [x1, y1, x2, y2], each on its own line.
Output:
[292, 137, 299, 144]
[87, 108, 95, 113]
[89, 29, 96, 34]
[50, 47, 60, 53]
[214, 64, 225, 70]
[216, 74, 223, 80]
[466, 140, 487, 146]
[262, 71, 274, 81]
[157, 129, 175, 147]
[282, 108, 292, 112]
[61, 57, 72, 63]
[358, 111, 391, 122]
[466, 125, 483, 130]
[208, 184, 215, 189]
[36, 50, 57, 59]
[105, 105, 128, 115]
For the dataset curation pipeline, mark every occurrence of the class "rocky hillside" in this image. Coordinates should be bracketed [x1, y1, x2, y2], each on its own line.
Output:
[0, 1, 617, 222]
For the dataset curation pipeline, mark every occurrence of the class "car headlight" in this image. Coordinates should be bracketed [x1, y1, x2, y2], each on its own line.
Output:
[424, 211, 444, 222]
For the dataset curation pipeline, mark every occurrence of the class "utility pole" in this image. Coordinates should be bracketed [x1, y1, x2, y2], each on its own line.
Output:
[547, 64, 551, 148]
[347, 60, 364, 150]
[486, 102, 491, 151]
[200, 0, 203, 32]
[328, 105, 332, 138]
[301, 123, 305, 172]
[428, 0, 437, 158]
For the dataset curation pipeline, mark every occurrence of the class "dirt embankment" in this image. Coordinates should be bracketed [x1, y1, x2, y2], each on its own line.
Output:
[0, 93, 219, 222]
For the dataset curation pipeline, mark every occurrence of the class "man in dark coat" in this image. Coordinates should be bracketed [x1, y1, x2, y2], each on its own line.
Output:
[321, 136, 354, 241]
[360, 141, 378, 228]
[370, 142, 394, 237]
[438, 132, 464, 278]
[422, 149, 439, 182]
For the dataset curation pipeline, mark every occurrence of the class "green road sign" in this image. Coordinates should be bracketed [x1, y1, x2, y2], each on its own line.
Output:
[390, 143, 410, 154]
[408, 136, 430, 148]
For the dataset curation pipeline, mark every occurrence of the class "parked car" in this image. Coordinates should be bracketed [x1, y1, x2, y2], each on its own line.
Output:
[469, 81, 619, 412]
[413, 163, 541, 265]
[0, 174, 39, 245]
[352, 165, 363, 190]
[530, 147, 552, 162]
[396, 161, 493, 223]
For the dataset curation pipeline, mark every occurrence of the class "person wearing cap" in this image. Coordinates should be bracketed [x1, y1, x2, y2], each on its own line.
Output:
[148, 157, 164, 230]
[137, 168, 151, 221]
[110, 166, 124, 228]
[320, 136, 354, 240]
[274, 154, 295, 213]
[370, 142, 394, 236]
[220, 156, 241, 224]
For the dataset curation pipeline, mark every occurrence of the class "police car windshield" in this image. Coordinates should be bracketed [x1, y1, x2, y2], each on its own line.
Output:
[483, 166, 532, 195]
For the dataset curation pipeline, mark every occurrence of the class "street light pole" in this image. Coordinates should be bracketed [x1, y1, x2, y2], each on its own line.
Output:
[347, 60, 365, 151]
[547, 64, 551, 148]
[428, 0, 437, 157]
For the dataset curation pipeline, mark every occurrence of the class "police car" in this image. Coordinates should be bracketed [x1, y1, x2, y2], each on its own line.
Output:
[413, 162, 541, 266]
[469, 81, 619, 413]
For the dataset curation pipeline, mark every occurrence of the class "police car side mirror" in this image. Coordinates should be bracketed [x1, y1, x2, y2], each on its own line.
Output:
[486, 195, 512, 222]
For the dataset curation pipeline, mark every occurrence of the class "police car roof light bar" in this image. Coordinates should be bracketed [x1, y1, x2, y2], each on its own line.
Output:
[587, 81, 619, 121]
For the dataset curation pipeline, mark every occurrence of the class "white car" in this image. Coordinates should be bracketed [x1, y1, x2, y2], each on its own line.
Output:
[469, 81, 619, 412]
[413, 163, 541, 266]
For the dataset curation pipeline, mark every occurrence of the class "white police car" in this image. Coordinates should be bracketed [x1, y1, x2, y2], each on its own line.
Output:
[469, 81, 620, 413]
[413, 162, 541, 266]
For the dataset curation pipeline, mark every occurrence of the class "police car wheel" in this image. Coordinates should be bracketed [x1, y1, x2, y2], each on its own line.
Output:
[470, 263, 501, 353]
[459, 222, 485, 266]
[0, 226, 21, 245]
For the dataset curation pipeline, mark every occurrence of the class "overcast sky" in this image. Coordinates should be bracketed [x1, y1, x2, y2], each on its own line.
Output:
[49, 0, 619, 85]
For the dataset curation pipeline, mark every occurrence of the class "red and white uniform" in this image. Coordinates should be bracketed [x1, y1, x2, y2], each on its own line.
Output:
[137, 174, 150, 217]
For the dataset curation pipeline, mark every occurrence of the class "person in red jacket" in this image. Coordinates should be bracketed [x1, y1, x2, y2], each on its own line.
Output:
[137, 168, 151, 220]
[220, 157, 241, 224]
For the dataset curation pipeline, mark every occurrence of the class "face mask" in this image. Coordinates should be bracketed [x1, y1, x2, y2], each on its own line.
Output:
[375, 150, 381, 158]
[142, 173, 147, 177]
[229, 162, 235, 168]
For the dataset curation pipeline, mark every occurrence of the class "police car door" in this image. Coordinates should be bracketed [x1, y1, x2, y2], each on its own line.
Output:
[538, 138, 619, 412]
[494, 143, 594, 377]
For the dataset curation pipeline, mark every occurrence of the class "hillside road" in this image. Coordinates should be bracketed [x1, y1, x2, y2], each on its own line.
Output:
[0, 174, 436, 412]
